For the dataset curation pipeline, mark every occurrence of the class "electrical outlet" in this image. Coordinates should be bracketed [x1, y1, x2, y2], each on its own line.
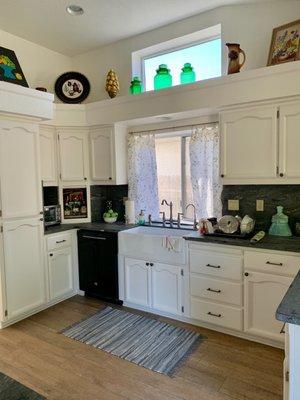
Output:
[228, 199, 239, 211]
[256, 199, 264, 212]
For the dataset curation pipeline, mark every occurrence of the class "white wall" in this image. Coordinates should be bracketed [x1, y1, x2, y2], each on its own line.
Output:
[72, 0, 300, 102]
[0, 29, 72, 97]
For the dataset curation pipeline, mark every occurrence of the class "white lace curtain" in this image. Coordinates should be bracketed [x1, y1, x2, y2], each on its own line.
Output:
[128, 133, 160, 220]
[189, 124, 222, 219]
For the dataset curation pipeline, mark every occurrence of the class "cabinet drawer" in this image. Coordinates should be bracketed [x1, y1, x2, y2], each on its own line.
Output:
[190, 297, 243, 331]
[47, 232, 72, 251]
[244, 250, 300, 277]
[190, 274, 243, 306]
[190, 250, 243, 281]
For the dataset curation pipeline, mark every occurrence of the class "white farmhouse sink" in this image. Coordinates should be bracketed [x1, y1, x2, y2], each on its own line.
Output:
[119, 226, 197, 265]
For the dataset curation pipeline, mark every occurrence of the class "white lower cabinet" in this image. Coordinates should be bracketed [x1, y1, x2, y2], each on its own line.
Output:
[48, 248, 73, 301]
[124, 257, 150, 307]
[244, 271, 292, 342]
[2, 218, 46, 319]
[124, 257, 184, 316]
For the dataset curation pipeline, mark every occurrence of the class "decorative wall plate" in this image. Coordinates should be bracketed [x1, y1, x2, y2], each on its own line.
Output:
[55, 72, 90, 103]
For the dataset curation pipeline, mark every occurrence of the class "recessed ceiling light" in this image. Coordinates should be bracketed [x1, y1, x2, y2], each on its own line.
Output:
[66, 4, 84, 15]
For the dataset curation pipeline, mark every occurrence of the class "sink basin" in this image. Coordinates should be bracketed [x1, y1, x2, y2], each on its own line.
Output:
[119, 226, 197, 265]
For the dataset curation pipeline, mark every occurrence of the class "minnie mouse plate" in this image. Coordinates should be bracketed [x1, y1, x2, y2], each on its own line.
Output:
[55, 72, 90, 103]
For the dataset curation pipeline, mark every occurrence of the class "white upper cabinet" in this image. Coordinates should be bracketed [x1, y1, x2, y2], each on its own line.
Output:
[0, 120, 42, 219]
[58, 128, 89, 183]
[279, 101, 300, 181]
[89, 125, 127, 185]
[2, 218, 46, 319]
[40, 125, 58, 186]
[90, 126, 114, 182]
[220, 106, 278, 183]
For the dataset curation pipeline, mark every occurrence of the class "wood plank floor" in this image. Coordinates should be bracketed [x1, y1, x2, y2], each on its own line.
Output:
[0, 296, 284, 400]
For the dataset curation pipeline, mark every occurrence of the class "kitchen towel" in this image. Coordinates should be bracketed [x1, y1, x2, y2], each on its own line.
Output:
[162, 236, 182, 252]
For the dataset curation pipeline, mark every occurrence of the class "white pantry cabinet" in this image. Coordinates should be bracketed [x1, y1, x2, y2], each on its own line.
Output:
[89, 125, 127, 185]
[244, 271, 292, 342]
[2, 218, 46, 319]
[124, 257, 184, 316]
[40, 125, 58, 186]
[0, 120, 43, 219]
[220, 105, 278, 182]
[58, 127, 89, 183]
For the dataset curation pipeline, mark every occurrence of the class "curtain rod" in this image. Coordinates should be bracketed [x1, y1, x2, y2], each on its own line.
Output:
[129, 121, 219, 135]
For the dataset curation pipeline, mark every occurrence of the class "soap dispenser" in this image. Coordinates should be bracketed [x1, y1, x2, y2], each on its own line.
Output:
[138, 210, 146, 225]
[269, 206, 292, 237]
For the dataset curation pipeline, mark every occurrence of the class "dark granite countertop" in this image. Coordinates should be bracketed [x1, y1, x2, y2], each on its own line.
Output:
[185, 233, 300, 253]
[44, 222, 136, 235]
[276, 270, 300, 325]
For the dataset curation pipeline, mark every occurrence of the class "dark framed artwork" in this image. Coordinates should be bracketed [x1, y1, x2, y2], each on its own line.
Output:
[55, 72, 90, 103]
[267, 20, 300, 66]
[0, 46, 28, 87]
[63, 187, 88, 219]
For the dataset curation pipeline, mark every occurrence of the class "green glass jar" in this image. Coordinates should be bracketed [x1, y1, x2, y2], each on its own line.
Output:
[154, 64, 172, 90]
[269, 206, 292, 237]
[129, 76, 143, 95]
[180, 63, 196, 84]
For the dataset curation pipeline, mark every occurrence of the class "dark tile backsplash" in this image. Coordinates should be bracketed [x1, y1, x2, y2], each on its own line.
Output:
[90, 185, 128, 222]
[222, 185, 300, 233]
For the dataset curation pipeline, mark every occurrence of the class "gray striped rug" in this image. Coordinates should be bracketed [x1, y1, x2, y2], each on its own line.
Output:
[62, 306, 203, 376]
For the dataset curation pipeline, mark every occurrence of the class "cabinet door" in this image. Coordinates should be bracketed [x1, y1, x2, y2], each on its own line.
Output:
[40, 125, 58, 185]
[220, 106, 278, 182]
[48, 247, 73, 301]
[0, 121, 42, 218]
[58, 128, 88, 182]
[244, 271, 292, 342]
[3, 218, 46, 319]
[151, 262, 183, 315]
[90, 127, 114, 182]
[124, 257, 150, 307]
[279, 102, 300, 180]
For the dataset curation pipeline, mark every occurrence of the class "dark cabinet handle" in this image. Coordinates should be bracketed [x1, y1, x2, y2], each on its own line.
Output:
[109, 177, 112, 180]
[49, 253, 53, 257]
[266, 261, 283, 266]
[206, 264, 221, 269]
[221, 174, 225, 178]
[244, 272, 249, 276]
[146, 262, 149, 266]
[82, 235, 106, 240]
[280, 323, 286, 334]
[279, 173, 284, 177]
[207, 288, 221, 293]
[40, 218, 44, 221]
[56, 240, 66, 244]
[150, 263, 154, 267]
[84, 177, 87, 180]
[207, 311, 222, 318]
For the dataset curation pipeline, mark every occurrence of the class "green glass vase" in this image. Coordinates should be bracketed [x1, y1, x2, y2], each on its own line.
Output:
[180, 63, 196, 84]
[129, 76, 143, 95]
[154, 64, 172, 90]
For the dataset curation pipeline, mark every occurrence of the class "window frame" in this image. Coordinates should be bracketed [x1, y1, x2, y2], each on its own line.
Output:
[132, 24, 222, 91]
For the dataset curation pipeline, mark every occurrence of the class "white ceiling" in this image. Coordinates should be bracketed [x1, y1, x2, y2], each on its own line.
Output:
[0, 0, 273, 56]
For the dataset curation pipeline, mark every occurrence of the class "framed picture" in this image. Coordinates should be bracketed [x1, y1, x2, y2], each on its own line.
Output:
[55, 72, 90, 103]
[0, 46, 28, 87]
[62, 187, 88, 219]
[267, 19, 300, 66]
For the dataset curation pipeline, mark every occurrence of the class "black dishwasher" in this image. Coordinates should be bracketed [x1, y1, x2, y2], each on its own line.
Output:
[77, 230, 121, 304]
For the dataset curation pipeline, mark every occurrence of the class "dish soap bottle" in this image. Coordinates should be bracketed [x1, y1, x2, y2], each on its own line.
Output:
[138, 210, 146, 225]
[269, 206, 292, 237]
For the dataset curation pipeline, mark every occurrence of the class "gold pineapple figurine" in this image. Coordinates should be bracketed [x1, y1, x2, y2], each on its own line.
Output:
[105, 69, 120, 98]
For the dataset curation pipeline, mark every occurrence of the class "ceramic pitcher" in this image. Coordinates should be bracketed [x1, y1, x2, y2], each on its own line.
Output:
[226, 43, 246, 74]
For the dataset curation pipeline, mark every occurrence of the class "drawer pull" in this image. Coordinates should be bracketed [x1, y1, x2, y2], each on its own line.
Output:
[206, 264, 221, 269]
[280, 323, 286, 334]
[207, 311, 222, 318]
[266, 261, 283, 266]
[56, 239, 66, 244]
[207, 288, 221, 293]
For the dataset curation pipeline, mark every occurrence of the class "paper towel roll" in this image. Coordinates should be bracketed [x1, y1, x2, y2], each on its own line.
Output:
[125, 200, 135, 224]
